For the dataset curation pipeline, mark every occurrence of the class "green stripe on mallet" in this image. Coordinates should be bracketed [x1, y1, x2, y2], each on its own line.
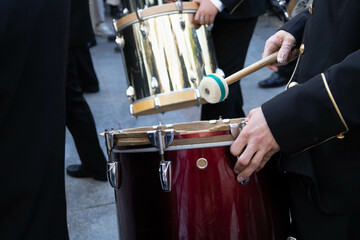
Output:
[207, 74, 226, 102]
[199, 74, 229, 104]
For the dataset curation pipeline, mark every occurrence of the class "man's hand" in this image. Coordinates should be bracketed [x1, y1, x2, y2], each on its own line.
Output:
[193, 0, 219, 25]
[263, 30, 298, 72]
[230, 107, 280, 183]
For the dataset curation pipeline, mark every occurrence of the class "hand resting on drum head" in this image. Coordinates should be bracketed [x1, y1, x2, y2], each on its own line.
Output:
[229, 30, 297, 183]
[230, 108, 280, 183]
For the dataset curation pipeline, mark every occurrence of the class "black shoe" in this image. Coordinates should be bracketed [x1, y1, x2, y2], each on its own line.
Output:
[110, 5, 123, 19]
[66, 164, 107, 181]
[258, 71, 289, 88]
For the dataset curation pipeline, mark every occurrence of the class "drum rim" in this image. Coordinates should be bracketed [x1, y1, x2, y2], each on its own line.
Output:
[113, 141, 235, 153]
[131, 87, 200, 104]
[115, 2, 199, 32]
[111, 118, 244, 148]
[130, 88, 207, 116]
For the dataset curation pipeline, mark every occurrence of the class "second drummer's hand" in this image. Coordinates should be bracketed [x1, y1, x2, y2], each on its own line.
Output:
[230, 107, 280, 183]
[193, 0, 219, 25]
[263, 30, 298, 72]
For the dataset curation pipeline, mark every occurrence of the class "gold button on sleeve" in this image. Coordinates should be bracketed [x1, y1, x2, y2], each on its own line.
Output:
[337, 133, 345, 139]
[309, 4, 313, 14]
[288, 82, 298, 89]
[300, 44, 305, 54]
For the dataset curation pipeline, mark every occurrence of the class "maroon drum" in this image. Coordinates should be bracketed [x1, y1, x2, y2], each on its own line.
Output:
[104, 119, 290, 240]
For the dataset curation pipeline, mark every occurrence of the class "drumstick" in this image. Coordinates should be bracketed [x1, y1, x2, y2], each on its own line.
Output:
[199, 52, 278, 104]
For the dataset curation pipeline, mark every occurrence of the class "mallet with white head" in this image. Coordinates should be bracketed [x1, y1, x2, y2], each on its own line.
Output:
[199, 52, 279, 103]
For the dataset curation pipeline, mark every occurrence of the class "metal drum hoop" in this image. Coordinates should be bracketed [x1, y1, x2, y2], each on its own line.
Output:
[114, 2, 199, 32]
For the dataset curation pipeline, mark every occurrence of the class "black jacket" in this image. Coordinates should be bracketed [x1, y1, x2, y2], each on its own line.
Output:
[69, 0, 94, 47]
[262, 0, 360, 214]
[0, 1, 70, 239]
[218, 0, 267, 19]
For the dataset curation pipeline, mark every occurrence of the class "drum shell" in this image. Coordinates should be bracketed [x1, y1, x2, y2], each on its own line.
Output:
[113, 144, 290, 239]
[120, 13, 217, 101]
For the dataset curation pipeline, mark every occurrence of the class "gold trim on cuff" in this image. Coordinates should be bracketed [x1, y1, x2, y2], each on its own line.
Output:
[321, 73, 349, 138]
[229, 0, 244, 14]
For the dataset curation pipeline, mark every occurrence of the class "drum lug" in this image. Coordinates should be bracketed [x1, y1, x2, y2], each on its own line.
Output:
[140, 24, 148, 39]
[277, 0, 290, 22]
[104, 129, 122, 189]
[151, 77, 160, 94]
[126, 86, 135, 102]
[159, 160, 171, 192]
[136, 8, 143, 20]
[176, 0, 183, 12]
[104, 128, 116, 156]
[179, 17, 186, 30]
[195, 88, 201, 101]
[122, 8, 129, 16]
[175, 0, 186, 30]
[190, 69, 197, 84]
[154, 96, 161, 109]
[148, 126, 174, 192]
[112, 19, 118, 32]
[230, 123, 240, 138]
[230, 119, 247, 138]
[115, 35, 125, 49]
[240, 118, 248, 130]
[129, 104, 134, 115]
[107, 161, 122, 189]
[147, 128, 175, 154]
[136, 9, 148, 39]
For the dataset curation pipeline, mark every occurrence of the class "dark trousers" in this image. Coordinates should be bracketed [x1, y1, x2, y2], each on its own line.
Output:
[66, 47, 107, 176]
[289, 175, 360, 239]
[201, 17, 258, 120]
[74, 46, 99, 92]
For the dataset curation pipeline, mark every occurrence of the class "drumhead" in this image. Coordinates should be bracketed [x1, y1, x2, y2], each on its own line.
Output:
[112, 118, 244, 150]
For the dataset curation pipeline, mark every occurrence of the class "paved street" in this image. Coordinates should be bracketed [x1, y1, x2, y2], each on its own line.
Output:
[65, 14, 285, 239]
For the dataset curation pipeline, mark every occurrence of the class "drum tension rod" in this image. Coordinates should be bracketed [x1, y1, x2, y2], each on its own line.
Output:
[175, 0, 186, 30]
[147, 124, 175, 192]
[104, 128, 122, 189]
[136, 8, 148, 39]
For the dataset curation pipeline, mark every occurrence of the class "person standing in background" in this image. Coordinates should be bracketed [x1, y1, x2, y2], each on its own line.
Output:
[89, 0, 114, 37]
[194, 0, 267, 120]
[0, 1, 70, 239]
[65, 0, 108, 181]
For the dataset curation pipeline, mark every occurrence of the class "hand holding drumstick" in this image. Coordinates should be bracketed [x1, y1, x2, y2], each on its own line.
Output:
[229, 30, 297, 183]
[199, 30, 298, 104]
